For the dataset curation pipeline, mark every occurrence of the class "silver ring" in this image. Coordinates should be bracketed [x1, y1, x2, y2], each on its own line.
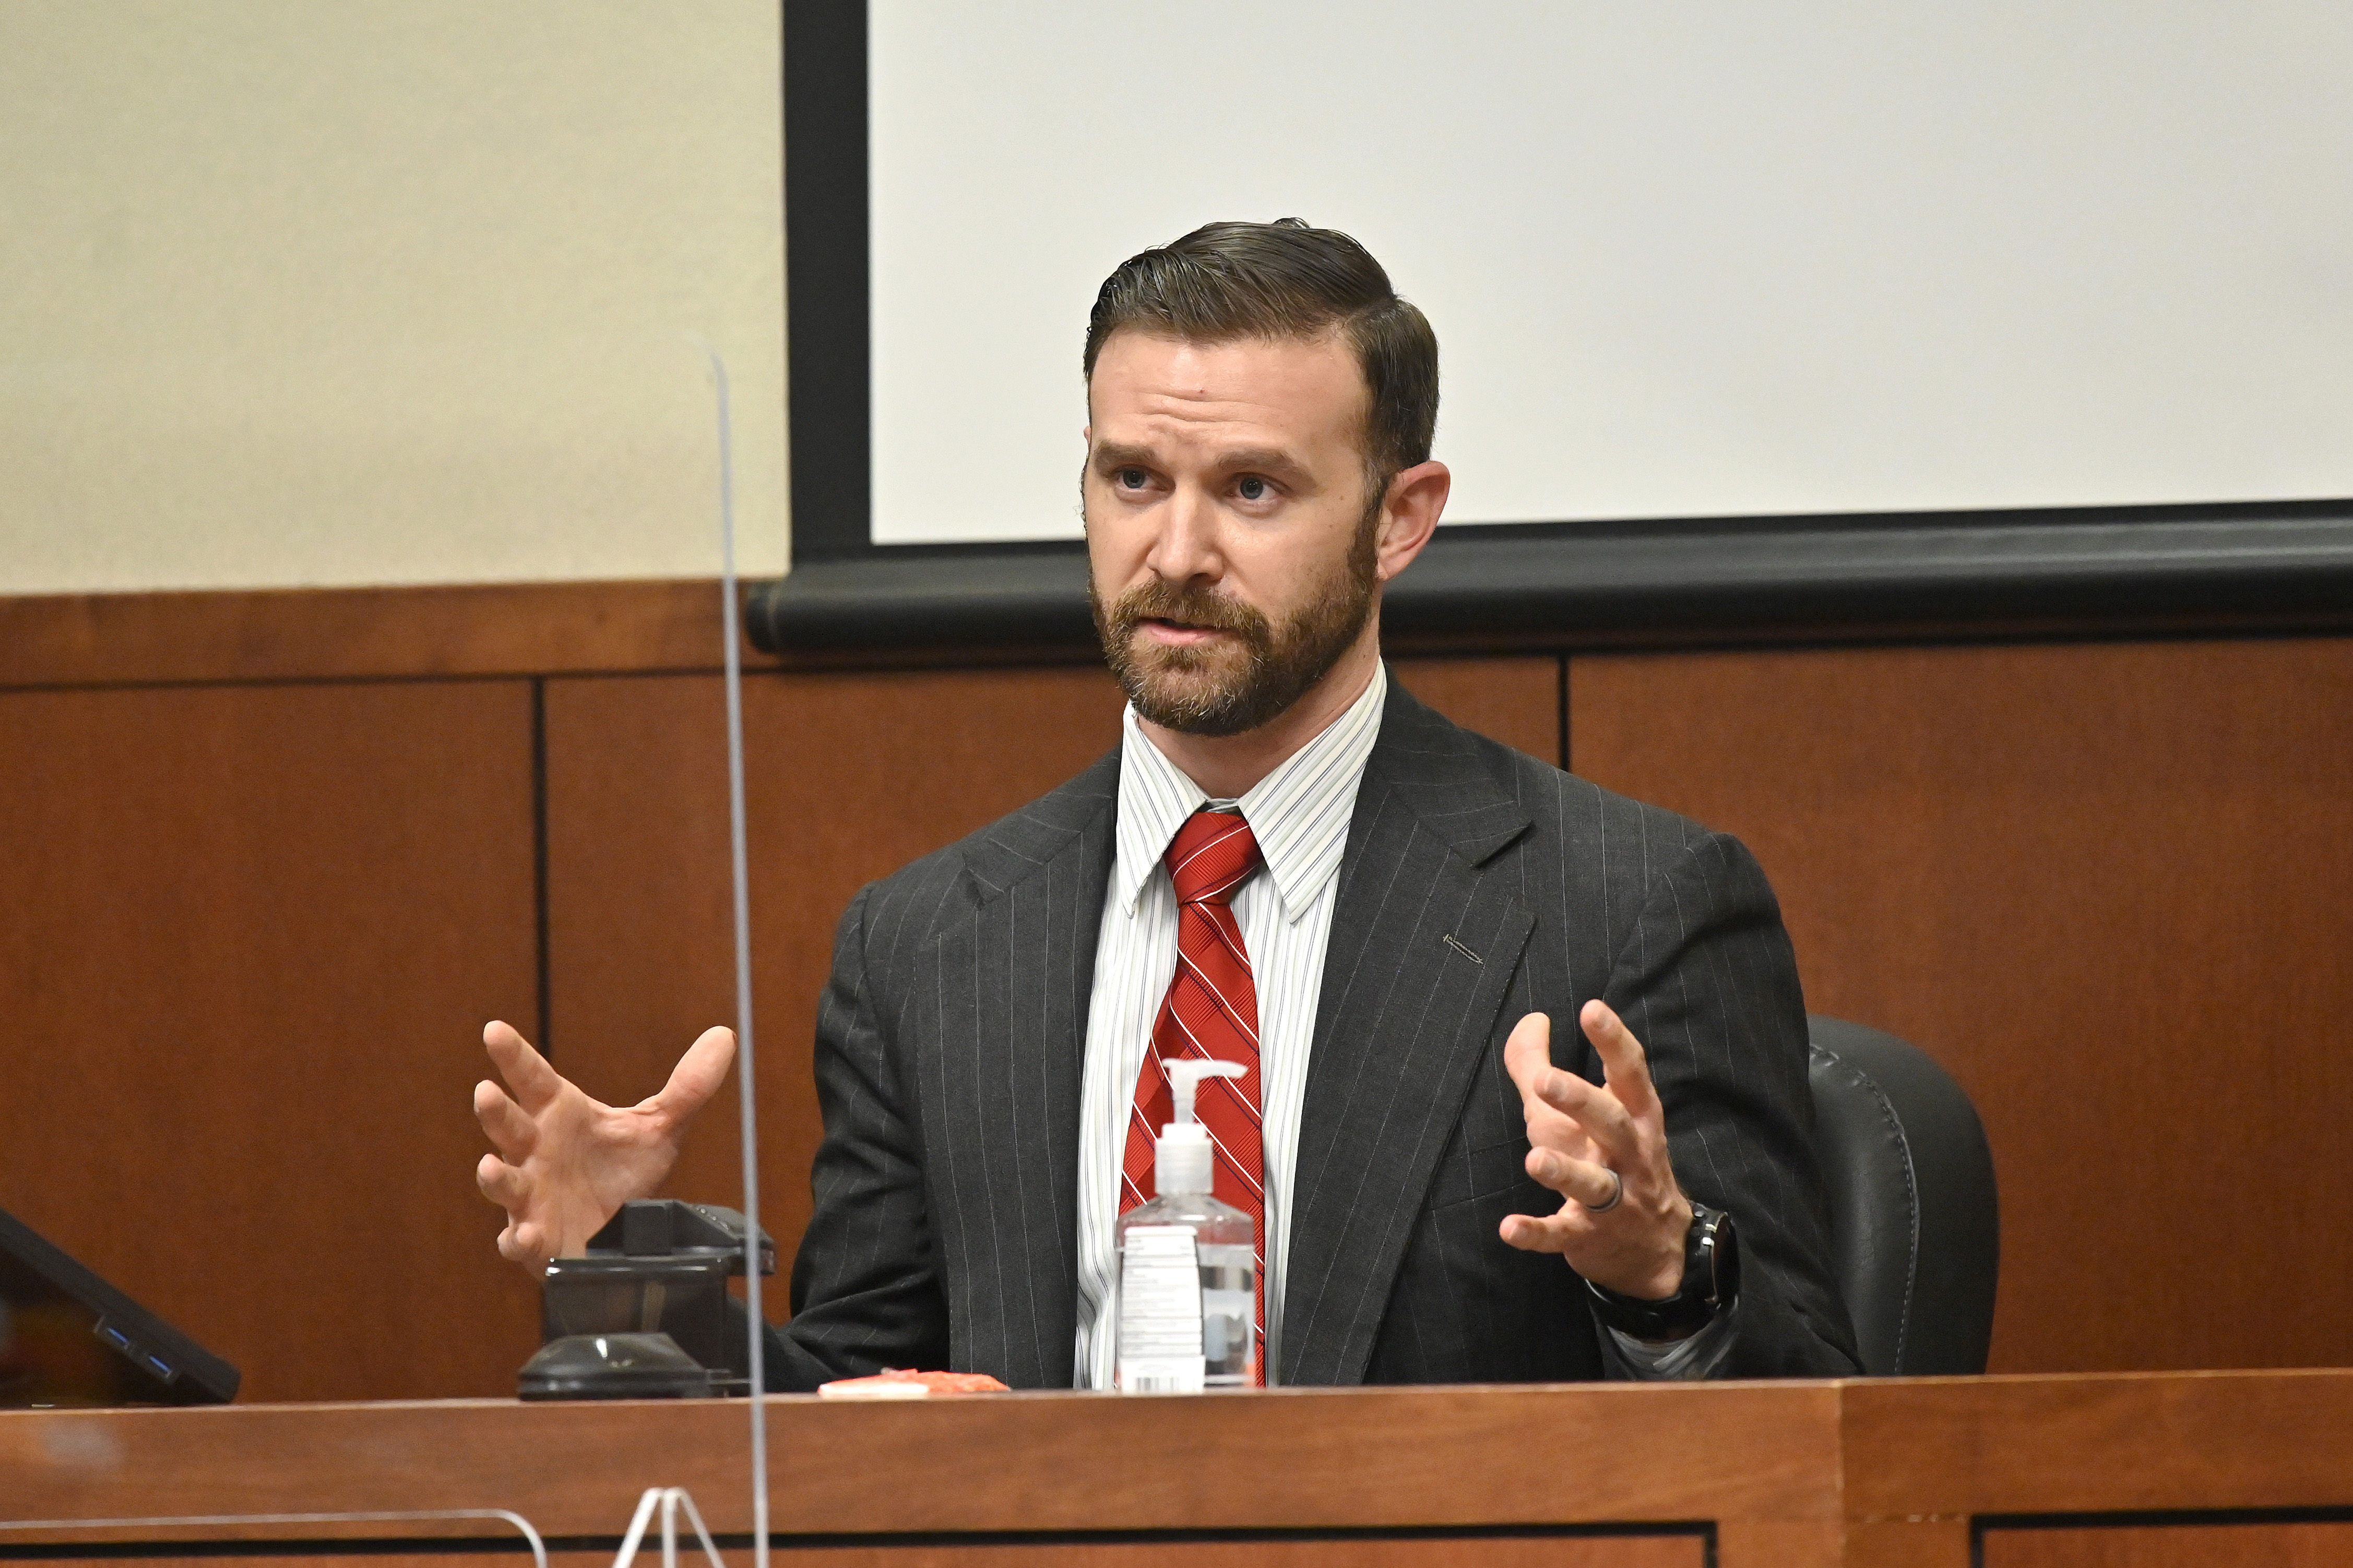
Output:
[1585, 1167, 1623, 1215]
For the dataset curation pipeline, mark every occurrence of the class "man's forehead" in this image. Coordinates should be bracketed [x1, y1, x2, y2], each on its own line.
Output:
[1087, 328, 1368, 444]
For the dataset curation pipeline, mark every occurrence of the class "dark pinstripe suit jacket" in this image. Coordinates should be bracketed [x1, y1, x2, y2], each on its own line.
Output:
[766, 677, 1861, 1389]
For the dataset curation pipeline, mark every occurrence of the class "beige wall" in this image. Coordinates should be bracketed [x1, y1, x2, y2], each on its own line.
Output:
[0, 1, 787, 594]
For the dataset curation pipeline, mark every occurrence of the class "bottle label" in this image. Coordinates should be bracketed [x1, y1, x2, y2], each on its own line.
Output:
[1116, 1225, 1204, 1393]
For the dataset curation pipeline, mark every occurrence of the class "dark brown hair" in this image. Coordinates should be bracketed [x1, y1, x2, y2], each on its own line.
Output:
[1083, 219, 1440, 495]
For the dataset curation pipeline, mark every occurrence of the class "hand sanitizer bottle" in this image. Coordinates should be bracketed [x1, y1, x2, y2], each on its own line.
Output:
[1115, 1059, 1257, 1392]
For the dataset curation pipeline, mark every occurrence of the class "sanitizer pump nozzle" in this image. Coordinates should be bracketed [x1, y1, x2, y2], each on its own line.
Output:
[1156, 1060, 1244, 1197]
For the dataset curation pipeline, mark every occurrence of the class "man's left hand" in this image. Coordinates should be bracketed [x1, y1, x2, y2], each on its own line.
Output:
[1499, 1001, 1691, 1302]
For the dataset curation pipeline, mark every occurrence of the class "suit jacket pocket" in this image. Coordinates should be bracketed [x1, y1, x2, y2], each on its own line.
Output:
[1422, 1130, 1540, 1213]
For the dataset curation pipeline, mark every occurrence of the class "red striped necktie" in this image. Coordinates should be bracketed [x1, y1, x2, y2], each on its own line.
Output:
[1120, 809, 1266, 1385]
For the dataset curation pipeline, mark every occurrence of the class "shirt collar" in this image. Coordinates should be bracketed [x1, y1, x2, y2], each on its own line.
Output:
[1113, 662, 1387, 921]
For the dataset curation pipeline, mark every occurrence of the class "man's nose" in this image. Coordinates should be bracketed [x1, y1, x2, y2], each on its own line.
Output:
[1144, 484, 1225, 584]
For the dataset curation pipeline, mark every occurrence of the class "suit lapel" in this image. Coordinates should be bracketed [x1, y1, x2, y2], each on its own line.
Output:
[914, 752, 1117, 1387]
[1278, 684, 1535, 1385]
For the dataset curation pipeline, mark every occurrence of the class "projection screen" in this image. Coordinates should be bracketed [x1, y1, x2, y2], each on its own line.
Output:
[863, 1, 2353, 548]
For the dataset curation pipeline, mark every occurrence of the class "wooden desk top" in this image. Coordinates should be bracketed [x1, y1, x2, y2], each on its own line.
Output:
[4, 1371, 2350, 1567]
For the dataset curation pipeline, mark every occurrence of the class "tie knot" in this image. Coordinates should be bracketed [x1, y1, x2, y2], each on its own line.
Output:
[1164, 810, 1261, 906]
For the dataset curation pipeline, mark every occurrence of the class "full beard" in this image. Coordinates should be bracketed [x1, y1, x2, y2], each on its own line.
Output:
[1091, 521, 1379, 739]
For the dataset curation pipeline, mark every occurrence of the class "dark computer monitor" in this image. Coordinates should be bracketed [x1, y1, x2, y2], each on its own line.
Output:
[0, 1205, 239, 1406]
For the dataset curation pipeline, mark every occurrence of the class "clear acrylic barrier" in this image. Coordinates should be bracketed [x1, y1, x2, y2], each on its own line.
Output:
[0, 335, 766, 1560]
[0, 1514, 547, 1568]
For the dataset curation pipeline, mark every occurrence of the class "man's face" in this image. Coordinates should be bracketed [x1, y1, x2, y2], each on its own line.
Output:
[1083, 329, 1383, 737]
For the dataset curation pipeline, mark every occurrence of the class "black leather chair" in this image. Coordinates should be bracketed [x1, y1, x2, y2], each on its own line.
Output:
[1807, 1016, 2000, 1375]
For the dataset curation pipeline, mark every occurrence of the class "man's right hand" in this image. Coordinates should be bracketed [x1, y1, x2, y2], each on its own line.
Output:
[472, 1020, 738, 1272]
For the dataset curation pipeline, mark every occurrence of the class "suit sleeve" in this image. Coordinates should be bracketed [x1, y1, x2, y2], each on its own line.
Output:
[760, 883, 951, 1390]
[1596, 830, 1862, 1378]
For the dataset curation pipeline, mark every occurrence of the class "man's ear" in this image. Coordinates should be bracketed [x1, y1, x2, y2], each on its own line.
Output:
[1372, 460, 1449, 583]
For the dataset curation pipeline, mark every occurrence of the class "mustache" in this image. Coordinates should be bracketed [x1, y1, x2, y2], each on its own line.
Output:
[1104, 579, 1269, 641]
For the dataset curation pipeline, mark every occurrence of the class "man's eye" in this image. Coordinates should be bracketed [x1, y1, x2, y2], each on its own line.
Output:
[1237, 476, 1269, 501]
[1116, 468, 1148, 490]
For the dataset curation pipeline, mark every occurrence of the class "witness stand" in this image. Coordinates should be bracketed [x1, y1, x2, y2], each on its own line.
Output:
[6, 1371, 2353, 1567]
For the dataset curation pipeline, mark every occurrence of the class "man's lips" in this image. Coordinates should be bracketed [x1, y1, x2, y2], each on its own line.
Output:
[1136, 616, 1230, 647]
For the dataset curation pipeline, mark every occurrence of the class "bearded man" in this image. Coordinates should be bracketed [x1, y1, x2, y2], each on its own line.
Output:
[473, 220, 1862, 1387]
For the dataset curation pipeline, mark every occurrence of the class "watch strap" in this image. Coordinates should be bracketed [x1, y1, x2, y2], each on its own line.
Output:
[1583, 1202, 1740, 1343]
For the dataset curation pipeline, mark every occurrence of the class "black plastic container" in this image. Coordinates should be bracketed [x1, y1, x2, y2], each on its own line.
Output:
[530, 1201, 774, 1399]
[517, 1332, 711, 1400]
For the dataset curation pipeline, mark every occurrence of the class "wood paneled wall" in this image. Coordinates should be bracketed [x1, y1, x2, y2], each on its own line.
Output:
[1570, 639, 2353, 1373]
[0, 683, 543, 1401]
[3, 584, 2346, 1402]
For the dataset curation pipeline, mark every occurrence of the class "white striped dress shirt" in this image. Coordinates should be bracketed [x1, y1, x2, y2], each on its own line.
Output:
[1072, 664, 1387, 1388]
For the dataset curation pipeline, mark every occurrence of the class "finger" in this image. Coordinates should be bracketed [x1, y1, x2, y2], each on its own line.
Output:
[1525, 1145, 1623, 1210]
[645, 1026, 739, 1122]
[472, 1079, 538, 1162]
[1580, 1000, 1661, 1119]
[1499, 1208, 1588, 1255]
[483, 1020, 566, 1115]
[477, 1151, 532, 1208]
[1500, 1012, 1553, 1109]
[1499, 1211, 1558, 1253]
[497, 1218, 549, 1266]
[1530, 1069, 1640, 1164]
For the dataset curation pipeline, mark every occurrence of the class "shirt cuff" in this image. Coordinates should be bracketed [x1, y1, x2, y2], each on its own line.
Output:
[1605, 1304, 1737, 1380]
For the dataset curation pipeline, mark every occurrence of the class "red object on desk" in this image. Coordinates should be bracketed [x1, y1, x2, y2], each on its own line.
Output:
[816, 1368, 1011, 1399]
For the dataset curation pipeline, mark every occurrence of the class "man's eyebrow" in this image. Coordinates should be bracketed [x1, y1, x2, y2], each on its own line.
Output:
[1214, 448, 1314, 484]
[1091, 441, 1160, 470]
[1090, 441, 1315, 484]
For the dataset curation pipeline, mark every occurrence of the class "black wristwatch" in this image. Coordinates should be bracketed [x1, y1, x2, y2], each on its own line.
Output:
[1583, 1201, 1741, 1343]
